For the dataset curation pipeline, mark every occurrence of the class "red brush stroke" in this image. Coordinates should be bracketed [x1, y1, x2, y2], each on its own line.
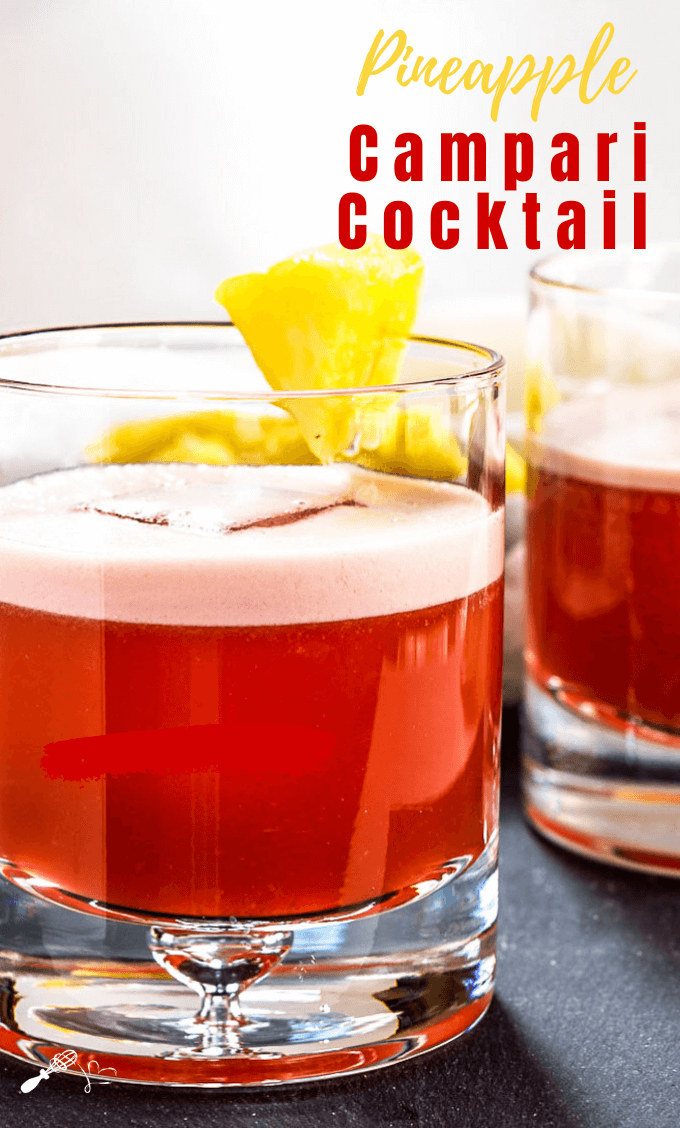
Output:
[42, 723, 337, 781]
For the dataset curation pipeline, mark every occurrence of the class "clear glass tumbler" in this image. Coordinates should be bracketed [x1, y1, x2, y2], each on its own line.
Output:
[0, 323, 504, 1085]
[523, 246, 680, 876]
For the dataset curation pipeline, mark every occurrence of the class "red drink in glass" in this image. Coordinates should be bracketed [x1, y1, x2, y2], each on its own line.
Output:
[0, 462, 503, 920]
[0, 323, 506, 1082]
[527, 470, 680, 734]
[522, 247, 680, 881]
[526, 385, 680, 741]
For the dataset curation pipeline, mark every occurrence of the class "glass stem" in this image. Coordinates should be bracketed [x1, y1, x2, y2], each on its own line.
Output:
[149, 925, 293, 1056]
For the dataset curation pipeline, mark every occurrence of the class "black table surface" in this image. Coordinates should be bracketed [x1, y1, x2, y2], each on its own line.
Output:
[1, 707, 678, 1128]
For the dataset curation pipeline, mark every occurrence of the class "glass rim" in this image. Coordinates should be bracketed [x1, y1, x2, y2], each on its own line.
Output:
[530, 243, 680, 304]
[0, 321, 505, 400]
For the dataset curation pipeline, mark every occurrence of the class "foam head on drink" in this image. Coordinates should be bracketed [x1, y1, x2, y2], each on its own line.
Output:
[0, 461, 503, 918]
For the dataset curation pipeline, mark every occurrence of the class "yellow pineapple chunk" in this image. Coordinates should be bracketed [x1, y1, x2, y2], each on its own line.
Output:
[215, 234, 423, 462]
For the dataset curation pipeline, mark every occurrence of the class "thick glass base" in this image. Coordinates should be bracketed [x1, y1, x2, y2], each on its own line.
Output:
[0, 840, 496, 1087]
[522, 678, 680, 876]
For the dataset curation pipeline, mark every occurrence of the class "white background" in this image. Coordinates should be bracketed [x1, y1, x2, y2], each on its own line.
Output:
[0, 0, 676, 331]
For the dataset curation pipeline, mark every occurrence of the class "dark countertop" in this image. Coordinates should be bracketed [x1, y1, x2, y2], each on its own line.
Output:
[1, 707, 678, 1128]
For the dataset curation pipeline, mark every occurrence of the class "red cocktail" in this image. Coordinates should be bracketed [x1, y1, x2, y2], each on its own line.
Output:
[527, 470, 680, 733]
[526, 385, 680, 737]
[0, 462, 503, 920]
[0, 324, 505, 1081]
[524, 280, 680, 879]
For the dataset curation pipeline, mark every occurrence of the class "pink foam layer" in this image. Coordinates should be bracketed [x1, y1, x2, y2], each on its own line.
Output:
[0, 464, 504, 625]
[530, 382, 680, 493]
